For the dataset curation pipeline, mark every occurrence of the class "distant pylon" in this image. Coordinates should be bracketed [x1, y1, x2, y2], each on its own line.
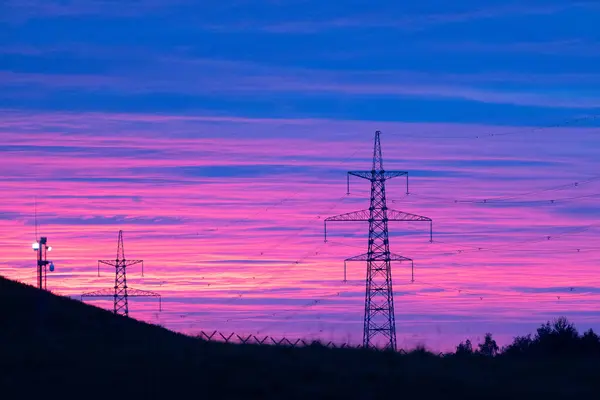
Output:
[324, 131, 433, 350]
[81, 230, 161, 317]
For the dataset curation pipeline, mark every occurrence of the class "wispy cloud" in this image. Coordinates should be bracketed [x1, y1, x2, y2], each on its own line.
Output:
[429, 39, 600, 57]
[204, 2, 600, 33]
[1, 109, 599, 350]
[1, 0, 192, 20]
[3, 58, 600, 110]
[4, 1, 597, 31]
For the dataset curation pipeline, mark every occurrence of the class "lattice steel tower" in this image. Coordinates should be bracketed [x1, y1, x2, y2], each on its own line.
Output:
[324, 131, 432, 350]
[81, 230, 161, 317]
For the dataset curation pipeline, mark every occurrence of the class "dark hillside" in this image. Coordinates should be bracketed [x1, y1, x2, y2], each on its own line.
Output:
[1, 276, 598, 399]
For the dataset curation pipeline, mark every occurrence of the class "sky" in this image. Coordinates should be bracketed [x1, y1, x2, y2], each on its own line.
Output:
[1, 0, 600, 352]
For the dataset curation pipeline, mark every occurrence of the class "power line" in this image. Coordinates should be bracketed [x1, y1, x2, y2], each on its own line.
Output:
[193, 138, 372, 238]
[202, 278, 600, 339]
[330, 224, 599, 248]
[395, 175, 600, 205]
[410, 279, 600, 302]
[386, 114, 600, 140]
[187, 192, 361, 307]
[189, 114, 600, 242]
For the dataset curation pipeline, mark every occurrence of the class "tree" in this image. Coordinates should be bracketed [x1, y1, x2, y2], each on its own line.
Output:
[535, 317, 578, 340]
[455, 339, 473, 355]
[502, 334, 533, 356]
[535, 317, 579, 356]
[580, 328, 600, 355]
[478, 333, 499, 357]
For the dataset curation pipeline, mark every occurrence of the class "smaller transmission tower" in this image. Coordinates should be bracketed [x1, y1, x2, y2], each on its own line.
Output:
[81, 230, 161, 317]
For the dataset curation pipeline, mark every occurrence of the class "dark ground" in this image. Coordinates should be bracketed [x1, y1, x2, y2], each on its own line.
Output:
[1, 276, 599, 399]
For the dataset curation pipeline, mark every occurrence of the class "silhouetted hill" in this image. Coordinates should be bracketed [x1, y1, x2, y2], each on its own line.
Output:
[1, 276, 598, 399]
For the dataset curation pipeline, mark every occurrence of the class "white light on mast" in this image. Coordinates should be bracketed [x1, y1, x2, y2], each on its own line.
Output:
[32, 242, 39, 250]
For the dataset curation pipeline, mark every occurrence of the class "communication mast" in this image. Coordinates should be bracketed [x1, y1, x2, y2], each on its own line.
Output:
[32, 200, 55, 290]
[32, 237, 55, 290]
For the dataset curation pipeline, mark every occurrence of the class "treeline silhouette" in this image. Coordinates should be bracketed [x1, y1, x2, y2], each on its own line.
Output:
[455, 317, 600, 358]
[193, 316, 600, 358]
[2, 276, 599, 399]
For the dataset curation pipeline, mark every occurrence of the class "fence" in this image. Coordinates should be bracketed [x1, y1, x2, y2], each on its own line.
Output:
[193, 330, 447, 356]
[196, 330, 361, 349]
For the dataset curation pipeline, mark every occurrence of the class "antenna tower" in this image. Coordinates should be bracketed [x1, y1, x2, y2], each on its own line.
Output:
[33, 237, 53, 290]
[324, 131, 433, 350]
[32, 199, 55, 290]
[81, 230, 161, 316]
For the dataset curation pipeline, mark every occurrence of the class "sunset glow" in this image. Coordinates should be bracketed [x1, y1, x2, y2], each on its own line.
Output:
[1, 0, 599, 352]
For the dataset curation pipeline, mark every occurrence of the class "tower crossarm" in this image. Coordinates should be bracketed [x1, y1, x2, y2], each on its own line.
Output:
[387, 209, 433, 242]
[347, 171, 408, 194]
[127, 288, 160, 298]
[345, 253, 413, 262]
[97, 259, 144, 277]
[80, 288, 114, 299]
[343, 253, 414, 282]
[99, 259, 143, 267]
[387, 209, 431, 222]
[324, 209, 369, 241]
[326, 209, 371, 222]
[80, 287, 161, 311]
[324, 209, 433, 242]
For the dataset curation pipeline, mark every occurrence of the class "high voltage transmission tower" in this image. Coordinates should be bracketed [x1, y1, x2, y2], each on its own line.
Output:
[324, 131, 433, 351]
[81, 230, 161, 317]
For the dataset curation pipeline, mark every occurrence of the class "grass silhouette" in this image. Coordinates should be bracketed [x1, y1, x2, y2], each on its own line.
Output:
[1, 276, 598, 399]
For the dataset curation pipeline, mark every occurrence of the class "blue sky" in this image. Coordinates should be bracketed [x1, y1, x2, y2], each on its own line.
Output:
[1, 0, 600, 123]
